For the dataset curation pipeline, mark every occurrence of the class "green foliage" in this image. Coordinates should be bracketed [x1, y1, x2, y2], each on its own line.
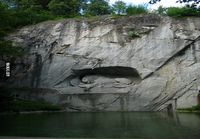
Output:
[126, 5, 148, 15]
[177, 105, 200, 112]
[167, 7, 200, 17]
[156, 6, 167, 15]
[0, 40, 24, 80]
[0, 1, 55, 34]
[48, 0, 81, 17]
[0, 41, 23, 58]
[0, 87, 63, 112]
[112, 0, 126, 15]
[0, 2, 53, 74]
[13, 9, 55, 26]
[85, 0, 111, 16]
[48, 0, 68, 16]
[0, 87, 14, 112]
[0, 3, 24, 72]
[11, 100, 63, 112]
[128, 30, 140, 39]
[0, 3, 13, 36]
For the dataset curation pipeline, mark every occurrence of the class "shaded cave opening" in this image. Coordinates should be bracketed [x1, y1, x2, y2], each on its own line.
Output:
[73, 66, 140, 77]
[71, 66, 142, 85]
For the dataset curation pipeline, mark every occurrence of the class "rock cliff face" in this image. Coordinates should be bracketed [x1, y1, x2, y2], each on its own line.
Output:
[7, 14, 200, 111]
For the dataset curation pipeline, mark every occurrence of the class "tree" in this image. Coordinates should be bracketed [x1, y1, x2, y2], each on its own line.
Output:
[85, 0, 111, 16]
[0, 41, 24, 81]
[80, 0, 89, 12]
[5, 0, 49, 8]
[36, 0, 51, 9]
[156, 6, 167, 14]
[48, 0, 82, 17]
[112, 0, 126, 15]
[48, 0, 68, 16]
[10, 0, 38, 9]
[0, 2, 11, 37]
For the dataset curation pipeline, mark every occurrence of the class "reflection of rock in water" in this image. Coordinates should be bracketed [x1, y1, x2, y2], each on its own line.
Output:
[178, 113, 200, 129]
[0, 112, 200, 138]
[167, 104, 173, 113]
[198, 93, 200, 105]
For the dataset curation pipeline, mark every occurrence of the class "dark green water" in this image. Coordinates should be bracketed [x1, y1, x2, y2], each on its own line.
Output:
[0, 112, 200, 139]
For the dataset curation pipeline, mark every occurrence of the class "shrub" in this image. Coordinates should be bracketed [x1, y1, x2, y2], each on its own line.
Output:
[128, 31, 140, 39]
[156, 6, 167, 15]
[177, 105, 200, 112]
[12, 100, 63, 112]
[48, 0, 68, 16]
[126, 5, 148, 15]
[0, 87, 14, 112]
[12, 9, 55, 27]
[112, 0, 127, 15]
[167, 7, 200, 17]
[0, 87, 63, 112]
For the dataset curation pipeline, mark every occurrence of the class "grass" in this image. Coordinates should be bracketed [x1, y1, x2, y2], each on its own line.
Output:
[177, 105, 200, 113]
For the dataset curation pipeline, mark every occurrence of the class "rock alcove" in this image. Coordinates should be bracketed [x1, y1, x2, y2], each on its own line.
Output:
[70, 66, 141, 91]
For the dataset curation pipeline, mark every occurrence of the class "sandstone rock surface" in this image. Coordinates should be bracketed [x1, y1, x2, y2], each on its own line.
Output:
[6, 15, 200, 111]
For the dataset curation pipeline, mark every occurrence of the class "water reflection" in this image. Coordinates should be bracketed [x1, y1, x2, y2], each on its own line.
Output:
[0, 112, 200, 138]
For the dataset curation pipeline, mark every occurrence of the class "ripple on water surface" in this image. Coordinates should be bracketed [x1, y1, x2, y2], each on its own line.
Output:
[0, 112, 200, 139]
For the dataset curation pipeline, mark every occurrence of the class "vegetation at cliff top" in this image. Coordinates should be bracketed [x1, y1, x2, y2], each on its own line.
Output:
[0, 0, 199, 37]
[166, 6, 200, 17]
[0, 0, 198, 37]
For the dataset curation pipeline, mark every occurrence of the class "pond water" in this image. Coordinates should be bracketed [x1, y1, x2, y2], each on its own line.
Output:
[0, 112, 200, 139]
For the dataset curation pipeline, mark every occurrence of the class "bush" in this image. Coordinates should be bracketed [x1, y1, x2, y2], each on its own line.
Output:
[156, 6, 167, 15]
[112, 0, 127, 15]
[11, 9, 55, 27]
[126, 5, 148, 15]
[167, 7, 200, 17]
[48, 0, 68, 16]
[0, 3, 56, 34]
[0, 87, 63, 112]
[177, 105, 200, 112]
[128, 31, 140, 39]
[11, 100, 63, 112]
[0, 87, 14, 112]
[0, 41, 23, 58]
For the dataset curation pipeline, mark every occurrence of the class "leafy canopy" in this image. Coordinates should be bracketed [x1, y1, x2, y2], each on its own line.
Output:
[85, 0, 111, 16]
[112, 0, 126, 15]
